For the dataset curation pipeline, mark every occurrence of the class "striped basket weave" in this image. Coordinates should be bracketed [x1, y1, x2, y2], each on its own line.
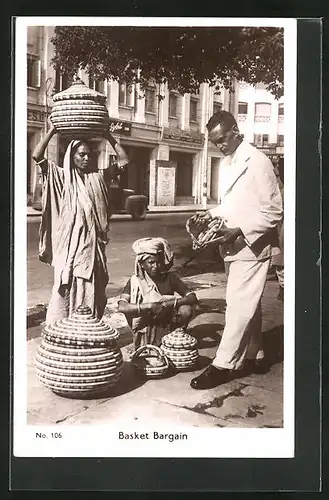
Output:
[161, 328, 199, 370]
[50, 77, 110, 139]
[131, 345, 171, 378]
[35, 305, 123, 398]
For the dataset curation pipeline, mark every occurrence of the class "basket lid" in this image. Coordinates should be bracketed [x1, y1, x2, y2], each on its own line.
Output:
[52, 76, 106, 104]
[42, 305, 119, 344]
[161, 328, 197, 348]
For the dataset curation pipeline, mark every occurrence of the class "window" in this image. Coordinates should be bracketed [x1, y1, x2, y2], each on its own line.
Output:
[118, 83, 134, 107]
[213, 102, 222, 115]
[27, 55, 41, 88]
[190, 98, 198, 122]
[254, 102, 272, 116]
[54, 69, 71, 93]
[278, 134, 284, 146]
[169, 93, 178, 118]
[238, 102, 248, 114]
[255, 82, 267, 90]
[145, 88, 156, 113]
[278, 103, 284, 116]
[254, 134, 269, 147]
[89, 76, 105, 94]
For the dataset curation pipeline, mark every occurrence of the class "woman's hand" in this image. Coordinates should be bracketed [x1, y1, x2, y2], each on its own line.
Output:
[47, 116, 56, 133]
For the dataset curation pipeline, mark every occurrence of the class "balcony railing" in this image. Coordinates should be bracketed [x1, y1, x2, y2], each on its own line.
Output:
[237, 114, 247, 122]
[254, 115, 271, 123]
[278, 115, 284, 123]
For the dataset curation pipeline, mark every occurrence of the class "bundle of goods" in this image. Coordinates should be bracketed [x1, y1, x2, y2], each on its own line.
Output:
[160, 328, 199, 370]
[186, 214, 227, 250]
[35, 305, 123, 398]
[50, 76, 110, 139]
[130, 345, 171, 379]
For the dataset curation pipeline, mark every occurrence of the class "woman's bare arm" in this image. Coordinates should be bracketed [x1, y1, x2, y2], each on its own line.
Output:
[32, 123, 57, 163]
[103, 129, 129, 168]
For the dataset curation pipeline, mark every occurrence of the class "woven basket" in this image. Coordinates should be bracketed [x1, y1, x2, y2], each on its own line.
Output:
[50, 77, 110, 139]
[186, 215, 227, 250]
[35, 305, 123, 398]
[161, 328, 199, 370]
[131, 345, 170, 378]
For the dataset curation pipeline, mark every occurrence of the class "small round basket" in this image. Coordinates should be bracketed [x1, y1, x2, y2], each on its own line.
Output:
[161, 328, 199, 370]
[130, 345, 171, 379]
[186, 215, 226, 250]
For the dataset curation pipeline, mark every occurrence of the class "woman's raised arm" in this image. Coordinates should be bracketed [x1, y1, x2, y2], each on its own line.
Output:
[103, 128, 129, 168]
[32, 122, 57, 163]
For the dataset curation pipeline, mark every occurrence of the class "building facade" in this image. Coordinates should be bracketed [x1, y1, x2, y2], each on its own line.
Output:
[26, 26, 284, 211]
[236, 81, 284, 157]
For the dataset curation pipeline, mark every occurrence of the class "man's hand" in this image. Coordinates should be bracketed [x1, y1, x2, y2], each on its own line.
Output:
[191, 210, 212, 226]
[217, 227, 243, 245]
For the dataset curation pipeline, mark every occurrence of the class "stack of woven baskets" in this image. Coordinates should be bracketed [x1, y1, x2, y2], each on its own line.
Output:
[161, 328, 199, 370]
[35, 305, 123, 398]
[50, 76, 110, 139]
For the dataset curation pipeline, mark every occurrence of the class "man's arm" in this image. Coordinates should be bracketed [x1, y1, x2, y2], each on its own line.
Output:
[239, 156, 283, 247]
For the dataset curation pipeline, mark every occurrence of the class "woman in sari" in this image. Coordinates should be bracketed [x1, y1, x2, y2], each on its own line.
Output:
[118, 237, 197, 350]
[33, 123, 128, 324]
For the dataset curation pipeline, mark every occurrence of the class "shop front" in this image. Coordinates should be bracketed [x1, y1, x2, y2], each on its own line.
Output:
[27, 105, 52, 209]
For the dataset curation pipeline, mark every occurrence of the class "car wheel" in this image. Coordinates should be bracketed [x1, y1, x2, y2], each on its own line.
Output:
[131, 204, 147, 221]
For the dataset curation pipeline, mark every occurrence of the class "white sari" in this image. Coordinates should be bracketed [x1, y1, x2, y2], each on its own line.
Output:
[38, 141, 110, 324]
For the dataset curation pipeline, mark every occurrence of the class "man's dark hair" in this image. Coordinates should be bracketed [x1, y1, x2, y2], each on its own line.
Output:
[206, 110, 238, 133]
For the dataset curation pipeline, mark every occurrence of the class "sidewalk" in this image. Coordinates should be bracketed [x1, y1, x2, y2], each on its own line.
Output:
[27, 273, 283, 428]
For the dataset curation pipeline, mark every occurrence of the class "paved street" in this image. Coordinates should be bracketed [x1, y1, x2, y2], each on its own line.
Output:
[26, 212, 284, 429]
[27, 276, 283, 428]
[27, 212, 223, 308]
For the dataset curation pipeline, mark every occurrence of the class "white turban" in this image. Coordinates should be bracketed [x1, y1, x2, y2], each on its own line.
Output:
[132, 237, 174, 276]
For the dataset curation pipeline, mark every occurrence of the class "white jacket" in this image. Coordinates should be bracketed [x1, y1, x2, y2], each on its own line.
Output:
[210, 141, 283, 261]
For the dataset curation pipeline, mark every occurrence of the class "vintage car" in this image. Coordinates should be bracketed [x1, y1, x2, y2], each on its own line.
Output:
[32, 182, 148, 221]
[108, 184, 148, 220]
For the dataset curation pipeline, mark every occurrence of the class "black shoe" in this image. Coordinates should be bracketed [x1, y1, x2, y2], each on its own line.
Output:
[247, 359, 270, 375]
[190, 365, 231, 390]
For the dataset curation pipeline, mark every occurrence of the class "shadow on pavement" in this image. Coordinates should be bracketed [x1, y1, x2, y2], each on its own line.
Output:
[190, 322, 224, 349]
[263, 325, 284, 364]
[197, 298, 227, 314]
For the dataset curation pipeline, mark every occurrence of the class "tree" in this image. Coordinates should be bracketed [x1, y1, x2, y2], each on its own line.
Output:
[51, 26, 284, 98]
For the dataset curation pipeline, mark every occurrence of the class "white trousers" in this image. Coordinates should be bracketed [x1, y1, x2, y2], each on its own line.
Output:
[212, 258, 270, 370]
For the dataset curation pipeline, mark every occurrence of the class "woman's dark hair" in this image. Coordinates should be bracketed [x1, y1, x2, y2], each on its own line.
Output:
[206, 110, 238, 133]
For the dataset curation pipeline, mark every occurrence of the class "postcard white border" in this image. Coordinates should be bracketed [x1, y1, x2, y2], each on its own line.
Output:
[14, 17, 296, 458]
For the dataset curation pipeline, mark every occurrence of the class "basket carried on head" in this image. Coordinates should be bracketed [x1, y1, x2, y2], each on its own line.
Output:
[130, 345, 171, 378]
[186, 215, 227, 250]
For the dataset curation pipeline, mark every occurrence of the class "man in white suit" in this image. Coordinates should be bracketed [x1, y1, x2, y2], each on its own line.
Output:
[190, 111, 283, 390]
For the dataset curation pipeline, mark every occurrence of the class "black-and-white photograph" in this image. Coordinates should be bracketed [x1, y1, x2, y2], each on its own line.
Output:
[14, 17, 296, 458]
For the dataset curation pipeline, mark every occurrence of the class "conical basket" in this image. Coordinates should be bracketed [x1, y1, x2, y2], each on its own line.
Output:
[35, 305, 123, 398]
[50, 77, 110, 139]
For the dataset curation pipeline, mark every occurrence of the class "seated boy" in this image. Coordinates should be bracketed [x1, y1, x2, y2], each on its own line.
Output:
[118, 237, 197, 351]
